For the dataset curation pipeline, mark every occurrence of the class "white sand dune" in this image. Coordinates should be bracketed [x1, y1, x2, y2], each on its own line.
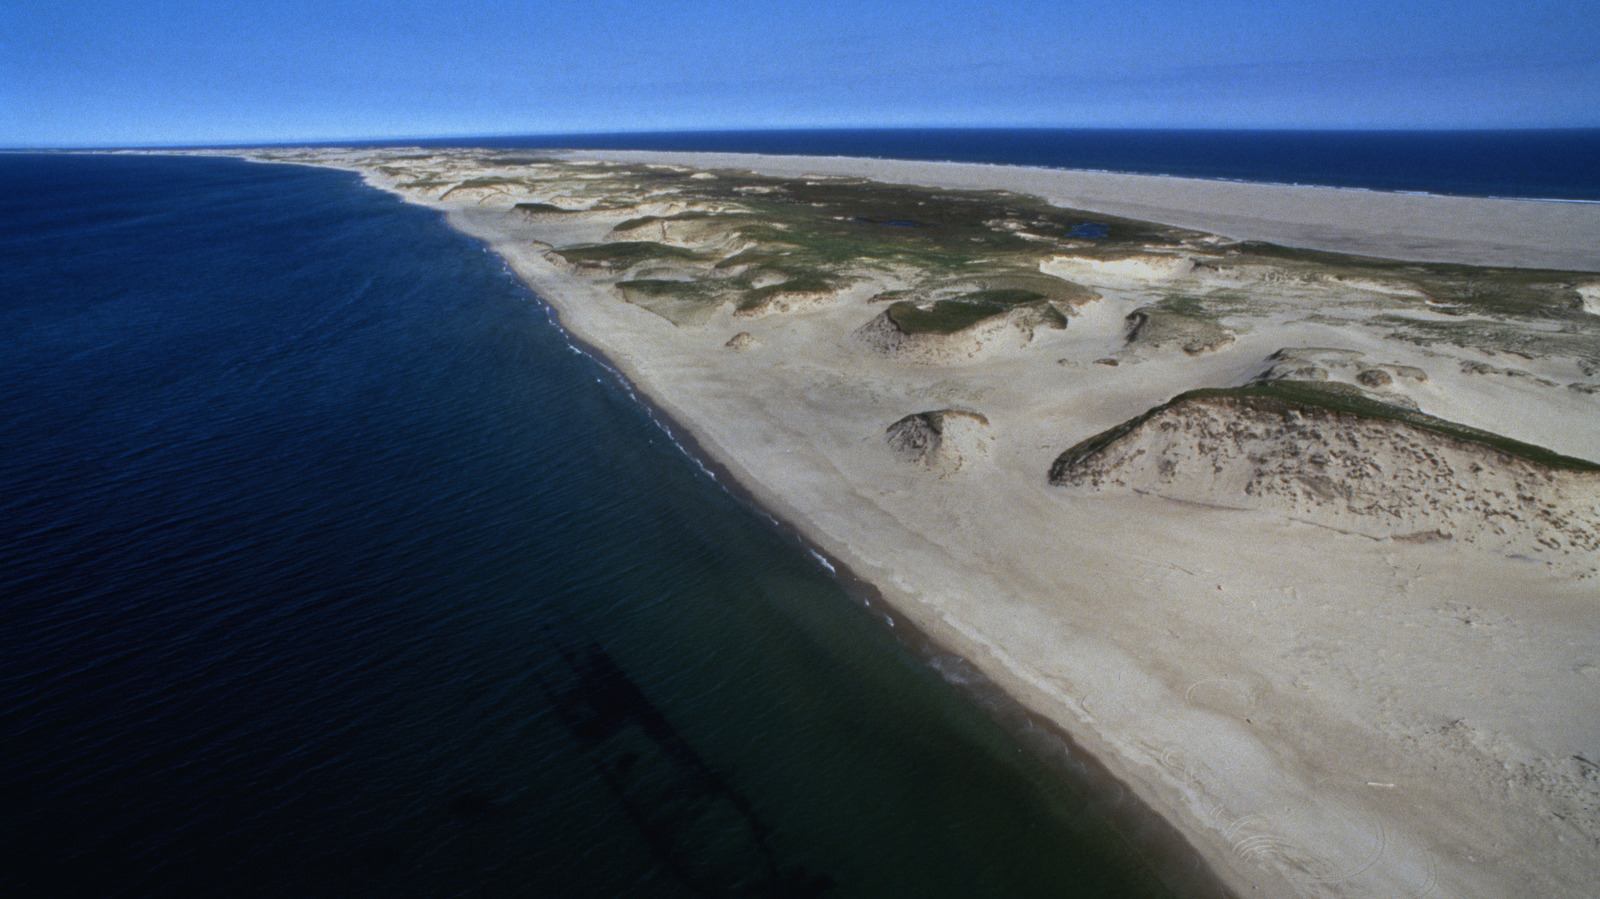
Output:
[1051, 391, 1600, 564]
[1041, 252, 1198, 285]
[886, 409, 993, 475]
[855, 304, 1053, 363]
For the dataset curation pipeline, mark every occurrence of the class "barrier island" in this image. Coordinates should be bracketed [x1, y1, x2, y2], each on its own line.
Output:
[214, 146, 1600, 897]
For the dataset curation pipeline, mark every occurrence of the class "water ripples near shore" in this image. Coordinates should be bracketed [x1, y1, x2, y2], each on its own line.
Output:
[0, 153, 1186, 897]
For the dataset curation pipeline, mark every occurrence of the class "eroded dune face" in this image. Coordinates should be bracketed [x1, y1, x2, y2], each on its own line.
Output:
[886, 410, 993, 475]
[1040, 253, 1196, 285]
[1578, 282, 1600, 316]
[1050, 393, 1600, 567]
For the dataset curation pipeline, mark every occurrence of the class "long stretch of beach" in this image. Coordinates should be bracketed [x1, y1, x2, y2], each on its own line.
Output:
[230, 147, 1600, 897]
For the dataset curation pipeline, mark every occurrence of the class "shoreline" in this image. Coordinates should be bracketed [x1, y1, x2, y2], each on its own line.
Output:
[205, 147, 1600, 897]
[512, 254, 1238, 898]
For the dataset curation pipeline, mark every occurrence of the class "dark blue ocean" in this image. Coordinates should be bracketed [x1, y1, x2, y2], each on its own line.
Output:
[0, 153, 1220, 898]
[355, 128, 1600, 202]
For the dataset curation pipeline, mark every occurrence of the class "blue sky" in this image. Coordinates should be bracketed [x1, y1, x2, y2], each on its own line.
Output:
[4, 0, 1598, 146]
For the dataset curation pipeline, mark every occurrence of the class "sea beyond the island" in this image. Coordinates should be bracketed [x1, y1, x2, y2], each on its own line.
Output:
[1, 131, 1591, 896]
[334, 127, 1600, 202]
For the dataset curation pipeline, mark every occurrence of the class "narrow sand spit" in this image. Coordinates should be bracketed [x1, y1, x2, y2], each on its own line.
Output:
[577, 149, 1600, 272]
[219, 148, 1600, 898]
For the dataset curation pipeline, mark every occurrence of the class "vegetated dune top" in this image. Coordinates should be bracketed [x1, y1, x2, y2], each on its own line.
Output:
[1051, 385, 1600, 561]
[571, 149, 1600, 272]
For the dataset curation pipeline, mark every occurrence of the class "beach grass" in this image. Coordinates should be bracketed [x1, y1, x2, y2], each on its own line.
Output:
[552, 241, 706, 270]
[885, 290, 1068, 334]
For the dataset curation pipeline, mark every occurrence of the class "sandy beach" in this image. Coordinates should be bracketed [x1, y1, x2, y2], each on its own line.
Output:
[227, 147, 1600, 898]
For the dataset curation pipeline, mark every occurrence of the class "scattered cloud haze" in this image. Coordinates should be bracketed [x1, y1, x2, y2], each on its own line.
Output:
[4, 0, 1597, 146]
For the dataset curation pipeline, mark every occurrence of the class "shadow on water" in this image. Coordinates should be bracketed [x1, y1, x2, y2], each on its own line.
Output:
[547, 299, 1234, 899]
[535, 630, 834, 898]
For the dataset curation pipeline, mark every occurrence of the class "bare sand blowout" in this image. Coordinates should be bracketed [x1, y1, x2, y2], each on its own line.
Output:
[206, 146, 1600, 898]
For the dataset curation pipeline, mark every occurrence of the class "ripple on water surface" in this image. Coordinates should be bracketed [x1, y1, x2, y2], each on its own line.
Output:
[0, 154, 1189, 898]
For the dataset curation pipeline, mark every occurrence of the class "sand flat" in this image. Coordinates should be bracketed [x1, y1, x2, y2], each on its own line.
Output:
[221, 147, 1600, 898]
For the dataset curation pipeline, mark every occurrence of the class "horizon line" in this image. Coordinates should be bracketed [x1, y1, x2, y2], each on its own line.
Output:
[10, 124, 1600, 152]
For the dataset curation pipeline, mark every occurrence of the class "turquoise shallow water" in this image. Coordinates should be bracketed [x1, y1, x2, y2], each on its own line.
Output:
[0, 154, 1198, 897]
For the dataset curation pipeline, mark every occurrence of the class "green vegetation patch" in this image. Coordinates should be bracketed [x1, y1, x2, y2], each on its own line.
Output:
[611, 211, 715, 232]
[512, 202, 571, 214]
[966, 273, 1101, 307]
[885, 290, 1067, 334]
[552, 241, 705, 270]
[1050, 379, 1600, 481]
[685, 173, 1206, 276]
[438, 176, 529, 198]
[735, 274, 847, 312]
[887, 300, 1004, 333]
[615, 279, 729, 326]
[712, 247, 766, 269]
[1126, 296, 1235, 354]
[615, 279, 718, 298]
